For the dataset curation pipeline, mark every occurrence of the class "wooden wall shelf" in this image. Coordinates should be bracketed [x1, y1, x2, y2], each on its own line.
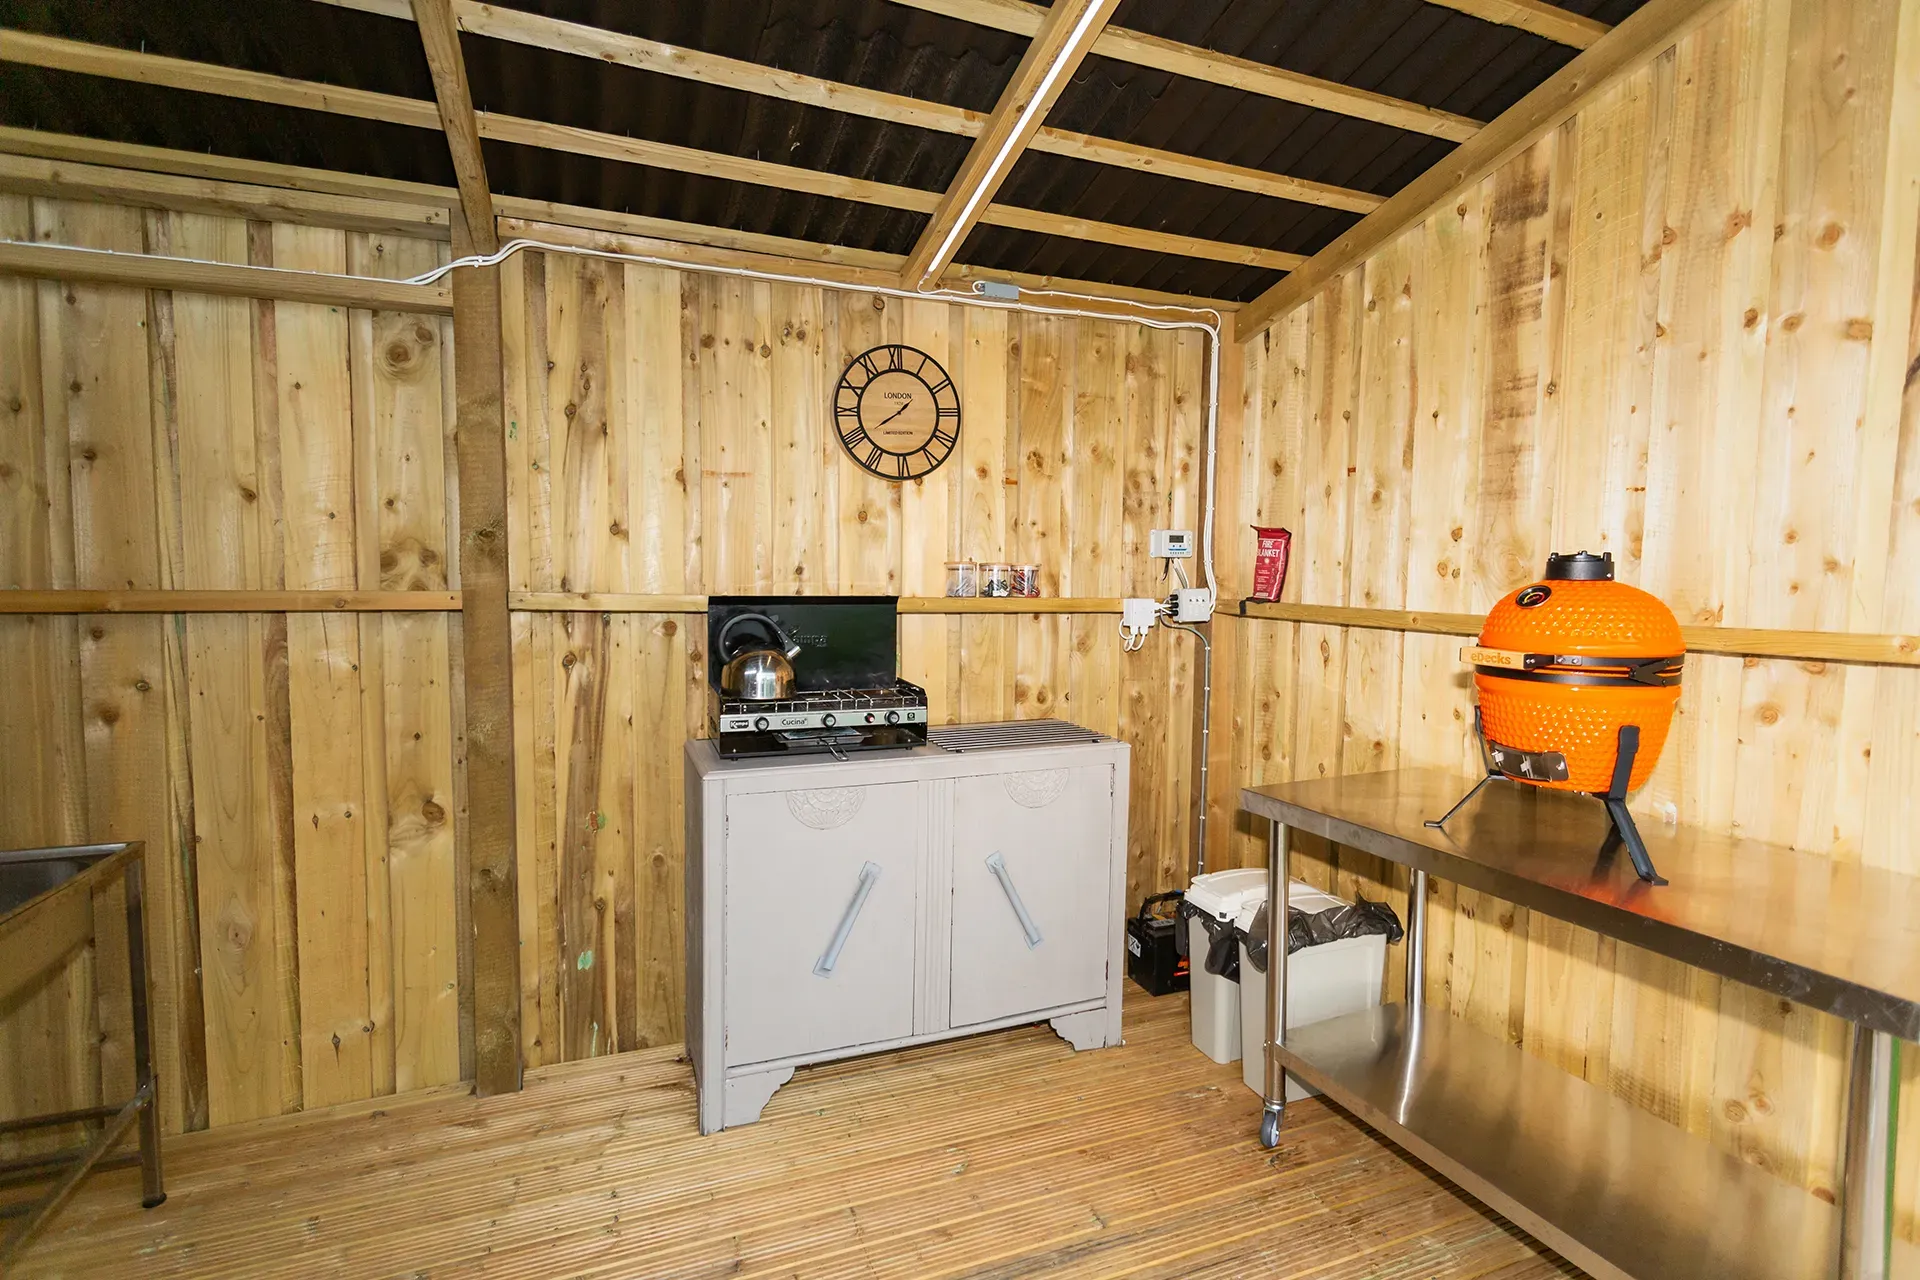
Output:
[1233, 600, 1920, 669]
[507, 593, 1125, 615]
[0, 590, 462, 614]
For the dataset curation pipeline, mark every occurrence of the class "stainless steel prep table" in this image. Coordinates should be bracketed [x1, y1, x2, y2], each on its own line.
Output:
[1243, 768, 1911, 1280]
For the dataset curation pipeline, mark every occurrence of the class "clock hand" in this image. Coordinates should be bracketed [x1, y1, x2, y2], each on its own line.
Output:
[875, 398, 915, 427]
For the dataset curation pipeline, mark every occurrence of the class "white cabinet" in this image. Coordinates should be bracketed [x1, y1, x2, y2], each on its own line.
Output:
[686, 730, 1128, 1134]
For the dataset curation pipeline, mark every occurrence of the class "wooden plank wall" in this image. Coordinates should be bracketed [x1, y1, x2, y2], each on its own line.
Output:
[0, 197, 466, 1140]
[500, 257, 1206, 1067]
[1206, 0, 1920, 1235]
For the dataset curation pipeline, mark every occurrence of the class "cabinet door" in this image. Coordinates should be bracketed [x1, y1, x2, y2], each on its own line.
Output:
[724, 782, 920, 1066]
[949, 765, 1111, 1028]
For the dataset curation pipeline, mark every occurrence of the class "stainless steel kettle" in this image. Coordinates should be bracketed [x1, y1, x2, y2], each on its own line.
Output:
[717, 612, 802, 701]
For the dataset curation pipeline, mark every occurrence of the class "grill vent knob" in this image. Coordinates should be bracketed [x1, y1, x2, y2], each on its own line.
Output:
[1544, 551, 1614, 581]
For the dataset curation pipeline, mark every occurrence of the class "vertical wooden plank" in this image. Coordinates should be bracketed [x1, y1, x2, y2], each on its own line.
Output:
[35, 198, 165, 1118]
[633, 613, 689, 1048]
[1012, 313, 1072, 721]
[270, 224, 375, 1110]
[832, 291, 900, 595]
[958, 306, 1012, 725]
[150, 209, 280, 1128]
[900, 299, 957, 722]
[1340, 237, 1417, 1002]
[0, 194, 91, 1155]
[1067, 317, 1121, 737]
[350, 233, 461, 1093]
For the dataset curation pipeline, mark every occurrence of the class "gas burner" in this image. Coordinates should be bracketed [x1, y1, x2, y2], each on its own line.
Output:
[715, 681, 929, 736]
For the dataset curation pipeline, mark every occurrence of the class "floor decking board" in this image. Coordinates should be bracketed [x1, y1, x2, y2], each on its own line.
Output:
[13, 993, 1578, 1278]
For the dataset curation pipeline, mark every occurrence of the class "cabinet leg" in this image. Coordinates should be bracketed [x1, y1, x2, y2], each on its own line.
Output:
[719, 1066, 795, 1131]
[1049, 1009, 1113, 1052]
[1839, 1025, 1896, 1279]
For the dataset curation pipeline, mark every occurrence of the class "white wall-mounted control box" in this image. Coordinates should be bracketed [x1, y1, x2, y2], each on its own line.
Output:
[1173, 589, 1214, 623]
[1149, 529, 1194, 559]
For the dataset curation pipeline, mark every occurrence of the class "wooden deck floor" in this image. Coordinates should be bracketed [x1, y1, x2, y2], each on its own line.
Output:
[14, 993, 1579, 1279]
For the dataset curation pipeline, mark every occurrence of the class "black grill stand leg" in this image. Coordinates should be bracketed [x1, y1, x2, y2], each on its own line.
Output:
[1426, 707, 1500, 831]
[1598, 725, 1666, 886]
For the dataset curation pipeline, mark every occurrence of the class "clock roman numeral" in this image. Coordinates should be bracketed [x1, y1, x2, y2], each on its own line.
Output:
[885, 345, 905, 371]
[862, 443, 885, 472]
[924, 375, 953, 399]
[936, 403, 960, 420]
[931, 424, 958, 451]
[854, 351, 882, 381]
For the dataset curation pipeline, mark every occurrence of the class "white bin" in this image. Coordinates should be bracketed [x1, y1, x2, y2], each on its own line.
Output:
[1238, 887, 1388, 1101]
[1184, 869, 1296, 1065]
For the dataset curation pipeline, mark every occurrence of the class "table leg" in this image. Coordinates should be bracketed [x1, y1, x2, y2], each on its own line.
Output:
[123, 855, 165, 1210]
[1839, 1024, 1895, 1279]
[1406, 868, 1428, 1009]
[1259, 821, 1289, 1149]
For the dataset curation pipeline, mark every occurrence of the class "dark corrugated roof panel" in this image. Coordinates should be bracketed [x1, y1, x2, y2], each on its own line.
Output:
[0, 0, 1649, 301]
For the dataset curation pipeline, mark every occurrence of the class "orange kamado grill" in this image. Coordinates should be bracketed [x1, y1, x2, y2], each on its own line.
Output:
[1428, 551, 1685, 885]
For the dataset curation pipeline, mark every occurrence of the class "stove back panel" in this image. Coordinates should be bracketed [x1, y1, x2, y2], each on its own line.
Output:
[707, 596, 898, 692]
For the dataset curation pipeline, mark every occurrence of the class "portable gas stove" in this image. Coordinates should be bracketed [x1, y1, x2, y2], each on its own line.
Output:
[707, 595, 929, 759]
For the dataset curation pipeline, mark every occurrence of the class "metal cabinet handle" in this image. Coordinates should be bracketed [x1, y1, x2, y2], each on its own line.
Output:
[985, 852, 1044, 949]
[814, 861, 882, 977]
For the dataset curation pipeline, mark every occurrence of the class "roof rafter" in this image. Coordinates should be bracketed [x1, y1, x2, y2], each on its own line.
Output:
[885, 0, 1483, 141]
[313, 0, 1381, 215]
[905, 0, 1122, 286]
[0, 30, 1298, 274]
[410, 0, 495, 251]
[1420, 0, 1609, 49]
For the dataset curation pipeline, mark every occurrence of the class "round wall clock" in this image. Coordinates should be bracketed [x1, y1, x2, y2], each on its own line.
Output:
[833, 344, 961, 482]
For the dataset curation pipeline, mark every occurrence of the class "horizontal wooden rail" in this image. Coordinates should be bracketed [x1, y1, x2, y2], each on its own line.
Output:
[0, 152, 452, 238]
[0, 241, 452, 313]
[508, 593, 1126, 615]
[1, 590, 462, 614]
[1233, 600, 1920, 669]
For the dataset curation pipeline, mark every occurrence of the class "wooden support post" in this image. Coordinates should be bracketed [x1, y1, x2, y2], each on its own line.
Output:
[450, 212, 520, 1095]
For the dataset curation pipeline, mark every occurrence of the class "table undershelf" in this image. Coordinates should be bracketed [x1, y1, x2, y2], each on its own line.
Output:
[1276, 1002, 1838, 1280]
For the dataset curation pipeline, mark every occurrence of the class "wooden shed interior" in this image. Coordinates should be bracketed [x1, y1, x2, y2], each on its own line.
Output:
[0, 0, 1916, 1274]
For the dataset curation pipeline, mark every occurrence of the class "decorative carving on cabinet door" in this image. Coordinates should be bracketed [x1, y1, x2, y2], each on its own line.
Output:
[785, 787, 866, 830]
[1004, 769, 1069, 809]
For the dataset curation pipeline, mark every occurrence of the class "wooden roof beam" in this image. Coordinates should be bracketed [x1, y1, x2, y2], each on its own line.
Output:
[314, 0, 1381, 215]
[410, 0, 496, 252]
[1236, 0, 1738, 339]
[0, 30, 1296, 275]
[1420, 0, 1609, 50]
[885, 0, 1482, 142]
[903, 0, 1123, 286]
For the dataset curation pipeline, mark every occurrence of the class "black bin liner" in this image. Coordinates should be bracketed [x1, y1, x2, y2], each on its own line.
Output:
[1239, 896, 1403, 977]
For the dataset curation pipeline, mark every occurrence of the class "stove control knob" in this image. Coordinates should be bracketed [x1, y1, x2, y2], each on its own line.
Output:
[753, 716, 770, 732]
[864, 713, 876, 724]
[820, 713, 837, 728]
[885, 710, 902, 725]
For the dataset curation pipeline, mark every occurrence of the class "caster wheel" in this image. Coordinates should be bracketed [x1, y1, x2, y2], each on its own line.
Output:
[1259, 1108, 1282, 1149]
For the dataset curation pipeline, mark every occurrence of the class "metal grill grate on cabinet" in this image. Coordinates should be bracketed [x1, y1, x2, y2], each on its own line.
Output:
[929, 720, 1109, 753]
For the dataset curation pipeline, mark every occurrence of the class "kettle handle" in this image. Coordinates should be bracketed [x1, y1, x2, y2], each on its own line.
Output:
[717, 612, 801, 661]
